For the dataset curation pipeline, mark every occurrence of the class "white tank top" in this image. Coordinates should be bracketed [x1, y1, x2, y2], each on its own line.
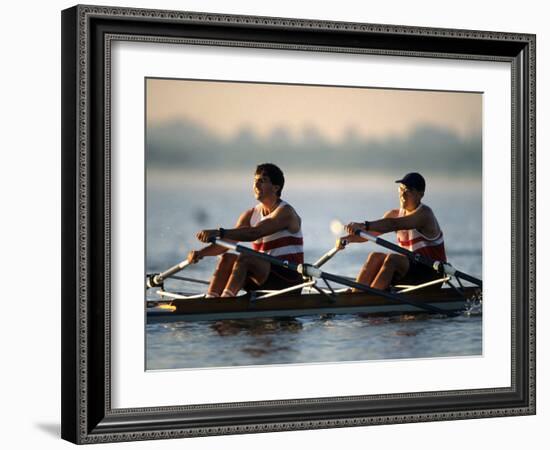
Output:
[395, 204, 447, 262]
[249, 200, 304, 264]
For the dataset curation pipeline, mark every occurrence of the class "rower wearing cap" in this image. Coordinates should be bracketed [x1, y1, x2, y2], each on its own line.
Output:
[340, 172, 447, 291]
[188, 163, 304, 298]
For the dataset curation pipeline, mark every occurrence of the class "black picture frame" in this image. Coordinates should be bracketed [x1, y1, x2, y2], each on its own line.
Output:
[61, 4, 536, 444]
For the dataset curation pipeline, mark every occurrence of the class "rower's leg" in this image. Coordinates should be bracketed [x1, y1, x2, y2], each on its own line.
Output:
[371, 253, 409, 291]
[353, 252, 386, 292]
[207, 253, 238, 297]
[222, 254, 271, 297]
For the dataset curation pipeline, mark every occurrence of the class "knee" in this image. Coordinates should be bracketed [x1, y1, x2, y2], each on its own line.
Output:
[365, 252, 385, 265]
[217, 252, 237, 269]
[234, 253, 253, 268]
[368, 252, 385, 261]
[383, 253, 400, 268]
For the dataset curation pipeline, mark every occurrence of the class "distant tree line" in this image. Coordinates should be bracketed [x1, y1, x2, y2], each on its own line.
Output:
[146, 119, 482, 175]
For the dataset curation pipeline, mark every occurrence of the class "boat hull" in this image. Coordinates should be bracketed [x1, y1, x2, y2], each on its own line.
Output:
[147, 287, 480, 323]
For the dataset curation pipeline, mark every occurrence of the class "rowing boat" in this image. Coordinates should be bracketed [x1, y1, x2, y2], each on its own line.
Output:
[146, 231, 482, 323]
[147, 286, 481, 322]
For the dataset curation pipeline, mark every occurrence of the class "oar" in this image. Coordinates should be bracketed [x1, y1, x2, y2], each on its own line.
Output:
[313, 239, 348, 268]
[146, 259, 191, 288]
[355, 230, 482, 288]
[311, 219, 354, 268]
[211, 238, 458, 317]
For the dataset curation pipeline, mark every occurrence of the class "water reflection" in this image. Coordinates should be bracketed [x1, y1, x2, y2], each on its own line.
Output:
[210, 317, 303, 336]
[146, 312, 482, 370]
[210, 318, 303, 359]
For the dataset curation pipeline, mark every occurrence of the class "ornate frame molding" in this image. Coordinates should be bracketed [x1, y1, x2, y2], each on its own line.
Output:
[61, 5, 535, 444]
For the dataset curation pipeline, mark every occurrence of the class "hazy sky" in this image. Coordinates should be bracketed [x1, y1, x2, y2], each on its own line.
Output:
[146, 78, 481, 142]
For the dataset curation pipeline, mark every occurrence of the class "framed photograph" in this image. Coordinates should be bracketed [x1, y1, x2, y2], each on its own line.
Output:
[61, 4, 535, 444]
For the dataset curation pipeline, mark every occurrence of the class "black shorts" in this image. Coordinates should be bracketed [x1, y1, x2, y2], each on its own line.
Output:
[244, 263, 303, 292]
[395, 259, 441, 286]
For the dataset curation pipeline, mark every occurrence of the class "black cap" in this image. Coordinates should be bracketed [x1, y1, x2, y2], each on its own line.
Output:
[395, 172, 425, 192]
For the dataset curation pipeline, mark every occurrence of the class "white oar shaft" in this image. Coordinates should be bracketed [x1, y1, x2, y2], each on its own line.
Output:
[160, 260, 191, 279]
[313, 247, 340, 268]
[313, 239, 347, 268]
[147, 259, 191, 288]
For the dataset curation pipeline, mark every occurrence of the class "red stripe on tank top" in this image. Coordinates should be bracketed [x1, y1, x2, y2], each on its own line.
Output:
[252, 236, 303, 252]
[397, 235, 441, 247]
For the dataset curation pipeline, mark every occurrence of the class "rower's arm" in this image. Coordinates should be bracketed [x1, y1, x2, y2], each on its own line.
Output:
[194, 209, 253, 257]
[222, 206, 293, 242]
[193, 244, 226, 258]
[343, 210, 398, 240]
[368, 208, 426, 233]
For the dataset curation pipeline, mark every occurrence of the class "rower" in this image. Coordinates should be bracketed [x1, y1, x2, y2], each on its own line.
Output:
[188, 163, 304, 298]
[339, 172, 447, 291]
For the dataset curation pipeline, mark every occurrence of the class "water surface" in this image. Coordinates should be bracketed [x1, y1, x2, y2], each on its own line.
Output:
[146, 171, 482, 370]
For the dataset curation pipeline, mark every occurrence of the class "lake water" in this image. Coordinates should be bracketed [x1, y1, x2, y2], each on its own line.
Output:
[145, 170, 482, 370]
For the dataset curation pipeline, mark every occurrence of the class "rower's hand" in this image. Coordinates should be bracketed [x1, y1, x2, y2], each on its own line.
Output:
[187, 250, 203, 264]
[335, 237, 348, 250]
[196, 229, 220, 243]
[345, 222, 366, 235]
